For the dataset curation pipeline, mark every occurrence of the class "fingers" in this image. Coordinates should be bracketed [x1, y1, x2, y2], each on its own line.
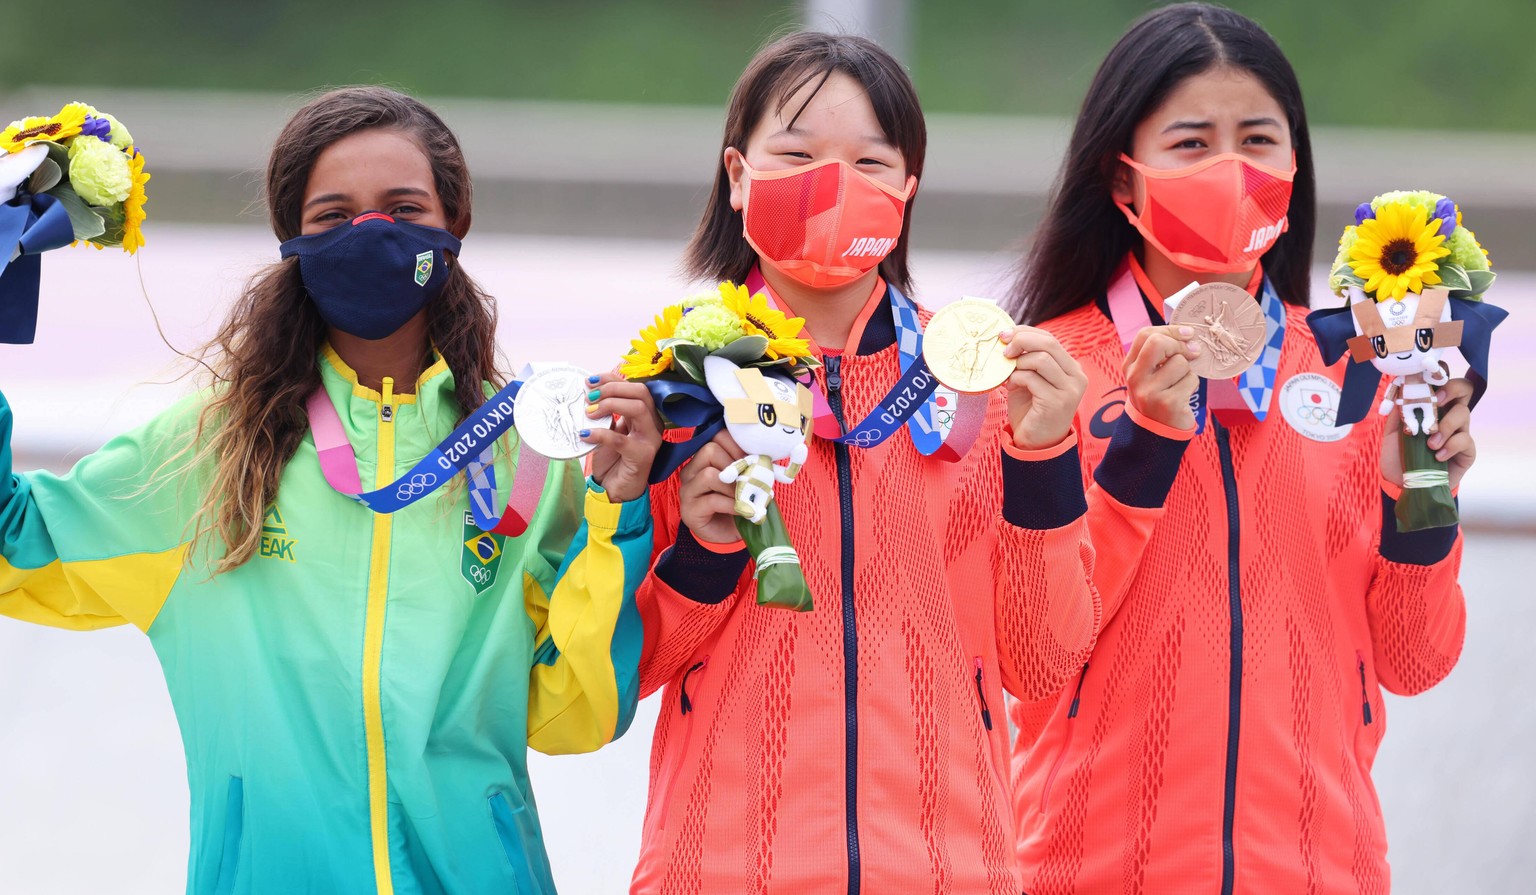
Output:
[711, 428, 746, 460]
[1437, 378, 1475, 412]
[1001, 326, 1082, 378]
[1434, 429, 1476, 465]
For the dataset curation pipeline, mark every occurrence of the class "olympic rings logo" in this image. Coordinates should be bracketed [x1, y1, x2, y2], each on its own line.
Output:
[395, 472, 439, 501]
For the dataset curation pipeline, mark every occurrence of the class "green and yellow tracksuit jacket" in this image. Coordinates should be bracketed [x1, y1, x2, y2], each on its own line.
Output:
[0, 347, 651, 895]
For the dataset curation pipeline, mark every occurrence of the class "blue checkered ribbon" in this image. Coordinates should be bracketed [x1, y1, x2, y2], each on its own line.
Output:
[1235, 277, 1286, 420]
[889, 285, 954, 455]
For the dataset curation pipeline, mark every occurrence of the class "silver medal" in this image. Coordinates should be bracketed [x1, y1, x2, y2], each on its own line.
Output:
[513, 364, 611, 460]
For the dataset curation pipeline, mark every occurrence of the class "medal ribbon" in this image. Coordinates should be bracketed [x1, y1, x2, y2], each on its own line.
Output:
[1105, 260, 1286, 432]
[306, 376, 548, 535]
[745, 269, 988, 460]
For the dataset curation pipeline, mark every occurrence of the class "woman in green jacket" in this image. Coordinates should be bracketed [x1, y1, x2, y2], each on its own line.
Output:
[0, 86, 659, 894]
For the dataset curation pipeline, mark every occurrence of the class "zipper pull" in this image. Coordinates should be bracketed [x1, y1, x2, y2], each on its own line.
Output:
[680, 658, 707, 716]
[1356, 650, 1373, 725]
[381, 377, 396, 423]
[824, 354, 842, 393]
[1067, 662, 1089, 719]
[973, 657, 993, 731]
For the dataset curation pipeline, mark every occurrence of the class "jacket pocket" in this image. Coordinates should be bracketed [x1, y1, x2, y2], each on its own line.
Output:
[490, 790, 558, 895]
[973, 657, 1009, 797]
[212, 776, 244, 895]
[655, 656, 707, 831]
[1040, 663, 1089, 814]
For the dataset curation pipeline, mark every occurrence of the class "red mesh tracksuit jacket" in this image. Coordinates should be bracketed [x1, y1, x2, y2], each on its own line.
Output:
[1010, 287, 1466, 895]
[631, 291, 1101, 894]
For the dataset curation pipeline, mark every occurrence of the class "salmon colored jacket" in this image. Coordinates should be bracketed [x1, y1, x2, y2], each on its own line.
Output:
[631, 286, 1101, 895]
[1010, 274, 1465, 895]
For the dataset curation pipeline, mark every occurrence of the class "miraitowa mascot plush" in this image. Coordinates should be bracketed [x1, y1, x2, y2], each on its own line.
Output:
[1308, 191, 1507, 532]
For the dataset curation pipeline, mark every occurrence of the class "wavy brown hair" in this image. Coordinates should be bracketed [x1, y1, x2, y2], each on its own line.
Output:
[178, 86, 500, 573]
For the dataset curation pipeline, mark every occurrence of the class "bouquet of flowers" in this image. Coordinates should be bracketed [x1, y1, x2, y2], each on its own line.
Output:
[1313, 190, 1505, 531]
[1, 102, 149, 343]
[623, 281, 820, 611]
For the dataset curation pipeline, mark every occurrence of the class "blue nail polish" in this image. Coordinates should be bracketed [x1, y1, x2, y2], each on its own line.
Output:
[579, 429, 591, 438]
[588, 375, 600, 384]
[587, 389, 601, 401]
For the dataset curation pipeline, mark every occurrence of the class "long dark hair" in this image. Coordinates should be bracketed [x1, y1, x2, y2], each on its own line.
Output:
[685, 31, 927, 292]
[1005, 3, 1315, 325]
[181, 86, 500, 573]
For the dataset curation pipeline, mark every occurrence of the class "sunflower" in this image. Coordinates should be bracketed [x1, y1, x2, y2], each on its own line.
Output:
[1348, 201, 1451, 301]
[719, 281, 812, 362]
[1, 103, 89, 153]
[121, 148, 150, 254]
[620, 303, 684, 379]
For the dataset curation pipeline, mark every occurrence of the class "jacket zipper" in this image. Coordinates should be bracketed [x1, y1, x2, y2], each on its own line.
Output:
[364, 377, 397, 895]
[1356, 650, 1373, 725]
[1040, 662, 1089, 813]
[656, 657, 708, 830]
[972, 657, 993, 731]
[1215, 421, 1242, 895]
[825, 354, 862, 895]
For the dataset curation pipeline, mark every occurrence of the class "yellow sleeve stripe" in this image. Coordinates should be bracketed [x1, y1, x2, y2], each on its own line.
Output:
[0, 545, 186, 633]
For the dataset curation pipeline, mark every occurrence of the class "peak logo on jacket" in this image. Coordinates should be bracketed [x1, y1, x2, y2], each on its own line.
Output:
[259, 505, 298, 561]
[461, 512, 504, 594]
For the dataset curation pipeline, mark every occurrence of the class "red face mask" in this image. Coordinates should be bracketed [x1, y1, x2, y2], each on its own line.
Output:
[741, 158, 916, 289]
[1115, 152, 1296, 273]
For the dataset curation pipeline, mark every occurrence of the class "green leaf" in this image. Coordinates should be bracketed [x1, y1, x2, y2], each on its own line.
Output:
[43, 141, 70, 174]
[1466, 268, 1496, 297]
[711, 334, 769, 364]
[45, 187, 105, 240]
[1434, 264, 1471, 293]
[671, 342, 706, 383]
[27, 157, 62, 194]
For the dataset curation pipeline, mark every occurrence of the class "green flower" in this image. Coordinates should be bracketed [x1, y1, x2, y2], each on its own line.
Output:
[673, 303, 743, 351]
[1370, 189, 1442, 219]
[1444, 226, 1489, 272]
[67, 136, 133, 206]
[681, 288, 724, 310]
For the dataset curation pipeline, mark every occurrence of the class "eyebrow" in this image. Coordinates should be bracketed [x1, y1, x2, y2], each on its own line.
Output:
[1162, 116, 1283, 133]
[766, 126, 894, 148]
[303, 186, 432, 211]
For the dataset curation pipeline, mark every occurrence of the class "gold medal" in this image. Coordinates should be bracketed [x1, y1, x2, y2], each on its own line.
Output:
[1164, 282, 1267, 379]
[922, 298, 1016, 394]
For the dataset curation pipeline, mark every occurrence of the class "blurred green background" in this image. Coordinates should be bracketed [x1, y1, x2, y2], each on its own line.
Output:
[4, 0, 1532, 131]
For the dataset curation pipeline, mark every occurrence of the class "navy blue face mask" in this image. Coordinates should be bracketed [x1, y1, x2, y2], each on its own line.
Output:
[279, 213, 463, 340]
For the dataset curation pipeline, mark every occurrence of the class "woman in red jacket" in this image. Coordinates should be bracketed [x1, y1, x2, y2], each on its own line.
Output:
[1003, 5, 1476, 894]
[629, 32, 1100, 895]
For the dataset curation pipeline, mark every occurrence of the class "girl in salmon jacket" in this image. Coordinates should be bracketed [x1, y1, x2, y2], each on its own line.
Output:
[630, 32, 1100, 895]
[1003, 6, 1476, 894]
[0, 86, 661, 894]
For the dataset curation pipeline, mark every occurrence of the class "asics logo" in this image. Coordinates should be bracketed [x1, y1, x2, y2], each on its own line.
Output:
[842, 237, 896, 258]
[1088, 386, 1128, 439]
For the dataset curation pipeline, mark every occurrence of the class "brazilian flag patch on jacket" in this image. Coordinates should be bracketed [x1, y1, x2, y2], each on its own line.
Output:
[461, 512, 504, 594]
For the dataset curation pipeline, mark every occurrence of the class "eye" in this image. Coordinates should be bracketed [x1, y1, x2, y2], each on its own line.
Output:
[1244, 134, 1278, 145]
[1416, 328, 1434, 351]
[782, 151, 812, 160]
[757, 404, 777, 427]
[856, 157, 889, 167]
[389, 203, 424, 217]
[1371, 335, 1388, 359]
[1174, 138, 1207, 150]
[313, 209, 347, 223]
[800, 414, 809, 431]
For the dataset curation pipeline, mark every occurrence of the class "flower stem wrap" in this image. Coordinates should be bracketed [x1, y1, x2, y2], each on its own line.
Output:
[1395, 425, 1457, 532]
[736, 502, 813, 611]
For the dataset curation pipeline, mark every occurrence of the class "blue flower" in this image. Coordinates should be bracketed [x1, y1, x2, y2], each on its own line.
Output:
[1354, 202, 1376, 226]
[79, 116, 113, 142]
[1433, 197, 1457, 239]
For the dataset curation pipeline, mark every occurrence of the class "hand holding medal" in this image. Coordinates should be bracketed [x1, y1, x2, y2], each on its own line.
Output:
[924, 297, 1086, 450]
